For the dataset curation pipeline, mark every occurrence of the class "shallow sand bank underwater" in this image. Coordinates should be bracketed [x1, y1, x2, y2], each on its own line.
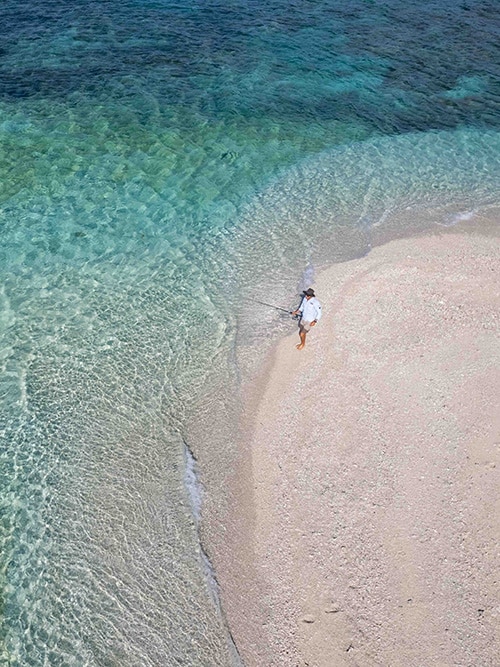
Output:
[218, 226, 500, 666]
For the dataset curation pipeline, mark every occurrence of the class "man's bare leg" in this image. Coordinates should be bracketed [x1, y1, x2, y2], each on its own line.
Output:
[296, 330, 306, 350]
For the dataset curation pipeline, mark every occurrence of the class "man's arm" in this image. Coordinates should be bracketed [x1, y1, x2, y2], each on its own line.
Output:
[310, 301, 322, 326]
[292, 297, 305, 317]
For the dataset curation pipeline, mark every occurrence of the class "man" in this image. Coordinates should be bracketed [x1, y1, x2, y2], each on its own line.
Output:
[292, 288, 322, 350]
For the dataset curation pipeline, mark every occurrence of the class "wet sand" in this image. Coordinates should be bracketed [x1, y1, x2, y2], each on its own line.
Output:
[217, 228, 500, 666]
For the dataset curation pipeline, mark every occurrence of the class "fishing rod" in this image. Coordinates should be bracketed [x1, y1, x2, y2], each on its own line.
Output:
[252, 299, 295, 315]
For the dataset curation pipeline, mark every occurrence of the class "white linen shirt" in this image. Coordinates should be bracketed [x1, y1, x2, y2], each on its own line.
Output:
[299, 296, 322, 323]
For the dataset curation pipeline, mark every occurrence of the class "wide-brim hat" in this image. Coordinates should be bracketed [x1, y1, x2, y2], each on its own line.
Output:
[303, 288, 315, 297]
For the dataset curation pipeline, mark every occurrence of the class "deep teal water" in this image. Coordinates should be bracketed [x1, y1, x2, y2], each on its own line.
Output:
[0, 0, 499, 664]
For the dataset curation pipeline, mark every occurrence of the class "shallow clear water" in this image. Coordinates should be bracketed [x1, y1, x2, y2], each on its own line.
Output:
[0, 0, 499, 664]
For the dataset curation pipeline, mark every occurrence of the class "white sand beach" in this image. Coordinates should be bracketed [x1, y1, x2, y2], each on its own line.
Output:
[214, 228, 500, 666]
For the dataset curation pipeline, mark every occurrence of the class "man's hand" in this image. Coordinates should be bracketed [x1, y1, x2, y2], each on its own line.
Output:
[310, 320, 316, 327]
[292, 310, 300, 316]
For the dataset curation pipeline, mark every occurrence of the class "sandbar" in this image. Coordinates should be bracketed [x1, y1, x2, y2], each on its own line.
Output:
[211, 228, 500, 666]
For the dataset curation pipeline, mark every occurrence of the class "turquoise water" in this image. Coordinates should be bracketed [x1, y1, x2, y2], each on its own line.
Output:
[0, 0, 499, 664]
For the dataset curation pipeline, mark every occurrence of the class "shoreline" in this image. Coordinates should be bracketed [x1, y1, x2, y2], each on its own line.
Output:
[210, 221, 500, 666]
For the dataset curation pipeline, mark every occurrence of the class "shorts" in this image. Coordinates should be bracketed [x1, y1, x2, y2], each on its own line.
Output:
[299, 320, 313, 334]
